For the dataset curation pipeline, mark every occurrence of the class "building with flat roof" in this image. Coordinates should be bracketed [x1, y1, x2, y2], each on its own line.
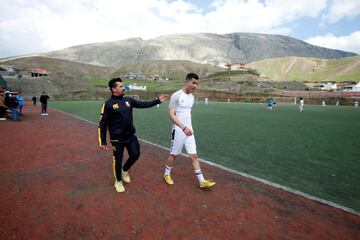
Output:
[29, 68, 48, 77]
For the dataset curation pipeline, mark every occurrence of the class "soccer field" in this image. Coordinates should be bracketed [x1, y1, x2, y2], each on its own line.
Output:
[51, 100, 360, 211]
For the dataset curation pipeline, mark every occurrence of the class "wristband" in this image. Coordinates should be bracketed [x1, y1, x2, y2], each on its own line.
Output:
[182, 127, 187, 131]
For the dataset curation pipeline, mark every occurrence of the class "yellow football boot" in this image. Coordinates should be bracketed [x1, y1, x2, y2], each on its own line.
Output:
[122, 170, 131, 183]
[114, 181, 125, 193]
[163, 174, 174, 185]
[200, 179, 216, 189]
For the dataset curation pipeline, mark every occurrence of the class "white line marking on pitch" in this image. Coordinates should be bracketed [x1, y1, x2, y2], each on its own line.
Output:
[51, 107, 360, 216]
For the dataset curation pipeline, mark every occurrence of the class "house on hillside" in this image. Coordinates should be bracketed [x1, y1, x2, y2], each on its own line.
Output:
[0, 65, 18, 77]
[29, 68, 48, 77]
[125, 72, 145, 80]
[125, 72, 137, 79]
[153, 74, 169, 81]
[225, 62, 247, 71]
[313, 82, 337, 91]
[340, 82, 360, 92]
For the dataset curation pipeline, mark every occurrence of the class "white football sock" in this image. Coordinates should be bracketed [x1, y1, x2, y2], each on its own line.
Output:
[194, 169, 205, 183]
[164, 165, 172, 175]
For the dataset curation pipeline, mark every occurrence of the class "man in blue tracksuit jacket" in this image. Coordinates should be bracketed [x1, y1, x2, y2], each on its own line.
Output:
[98, 78, 168, 193]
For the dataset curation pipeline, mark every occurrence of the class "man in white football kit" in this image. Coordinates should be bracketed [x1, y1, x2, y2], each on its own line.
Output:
[299, 97, 304, 112]
[163, 73, 215, 189]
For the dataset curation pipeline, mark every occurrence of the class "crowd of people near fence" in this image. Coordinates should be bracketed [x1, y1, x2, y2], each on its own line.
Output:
[0, 86, 50, 121]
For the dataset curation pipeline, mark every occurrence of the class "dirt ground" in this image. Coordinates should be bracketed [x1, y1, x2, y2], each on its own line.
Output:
[0, 102, 359, 240]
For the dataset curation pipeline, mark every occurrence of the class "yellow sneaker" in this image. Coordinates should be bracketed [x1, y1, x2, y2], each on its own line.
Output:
[114, 181, 125, 193]
[122, 170, 131, 183]
[200, 179, 216, 189]
[163, 174, 174, 185]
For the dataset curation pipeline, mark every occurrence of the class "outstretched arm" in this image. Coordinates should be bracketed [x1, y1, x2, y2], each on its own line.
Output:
[158, 93, 168, 102]
[131, 94, 168, 108]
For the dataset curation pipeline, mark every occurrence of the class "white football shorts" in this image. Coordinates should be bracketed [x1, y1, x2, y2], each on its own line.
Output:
[170, 127, 197, 155]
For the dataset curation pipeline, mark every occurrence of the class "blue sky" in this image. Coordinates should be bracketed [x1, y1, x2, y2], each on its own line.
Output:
[0, 0, 359, 58]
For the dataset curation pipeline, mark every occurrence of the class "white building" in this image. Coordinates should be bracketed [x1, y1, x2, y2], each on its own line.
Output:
[314, 82, 337, 91]
[341, 82, 360, 92]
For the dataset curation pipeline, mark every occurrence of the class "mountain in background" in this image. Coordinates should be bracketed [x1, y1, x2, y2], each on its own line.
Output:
[43, 32, 356, 68]
[0, 57, 228, 96]
[1, 57, 113, 99]
[111, 60, 223, 79]
[1, 56, 113, 81]
[248, 55, 360, 82]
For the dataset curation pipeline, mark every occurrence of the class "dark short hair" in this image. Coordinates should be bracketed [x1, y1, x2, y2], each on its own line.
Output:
[108, 78, 123, 92]
[186, 73, 199, 81]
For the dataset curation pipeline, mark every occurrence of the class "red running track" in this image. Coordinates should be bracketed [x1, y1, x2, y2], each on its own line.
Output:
[0, 103, 359, 239]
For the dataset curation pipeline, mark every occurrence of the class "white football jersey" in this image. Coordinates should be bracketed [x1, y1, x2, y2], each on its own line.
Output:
[169, 89, 194, 127]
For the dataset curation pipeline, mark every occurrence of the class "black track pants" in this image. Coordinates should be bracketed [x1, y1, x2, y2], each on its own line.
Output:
[112, 136, 140, 181]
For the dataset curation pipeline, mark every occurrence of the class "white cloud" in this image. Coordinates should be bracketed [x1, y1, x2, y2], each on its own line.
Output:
[305, 31, 360, 54]
[205, 0, 327, 34]
[322, 0, 360, 24]
[0, 0, 349, 58]
[0, 0, 208, 56]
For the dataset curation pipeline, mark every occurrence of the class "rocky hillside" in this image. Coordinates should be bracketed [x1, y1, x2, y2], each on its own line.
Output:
[199, 70, 308, 94]
[1, 57, 114, 99]
[248, 55, 360, 82]
[0, 57, 233, 98]
[1, 56, 113, 80]
[43, 33, 356, 68]
[111, 60, 223, 79]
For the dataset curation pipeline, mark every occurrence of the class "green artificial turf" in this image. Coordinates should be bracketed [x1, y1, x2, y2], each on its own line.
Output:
[50, 100, 360, 211]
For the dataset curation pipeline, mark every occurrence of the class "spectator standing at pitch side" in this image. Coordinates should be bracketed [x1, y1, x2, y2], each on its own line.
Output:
[16, 92, 24, 116]
[8, 94, 20, 121]
[4, 91, 10, 107]
[32, 96, 37, 106]
[0, 87, 7, 120]
[98, 78, 168, 193]
[40, 92, 50, 115]
[163, 73, 216, 189]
